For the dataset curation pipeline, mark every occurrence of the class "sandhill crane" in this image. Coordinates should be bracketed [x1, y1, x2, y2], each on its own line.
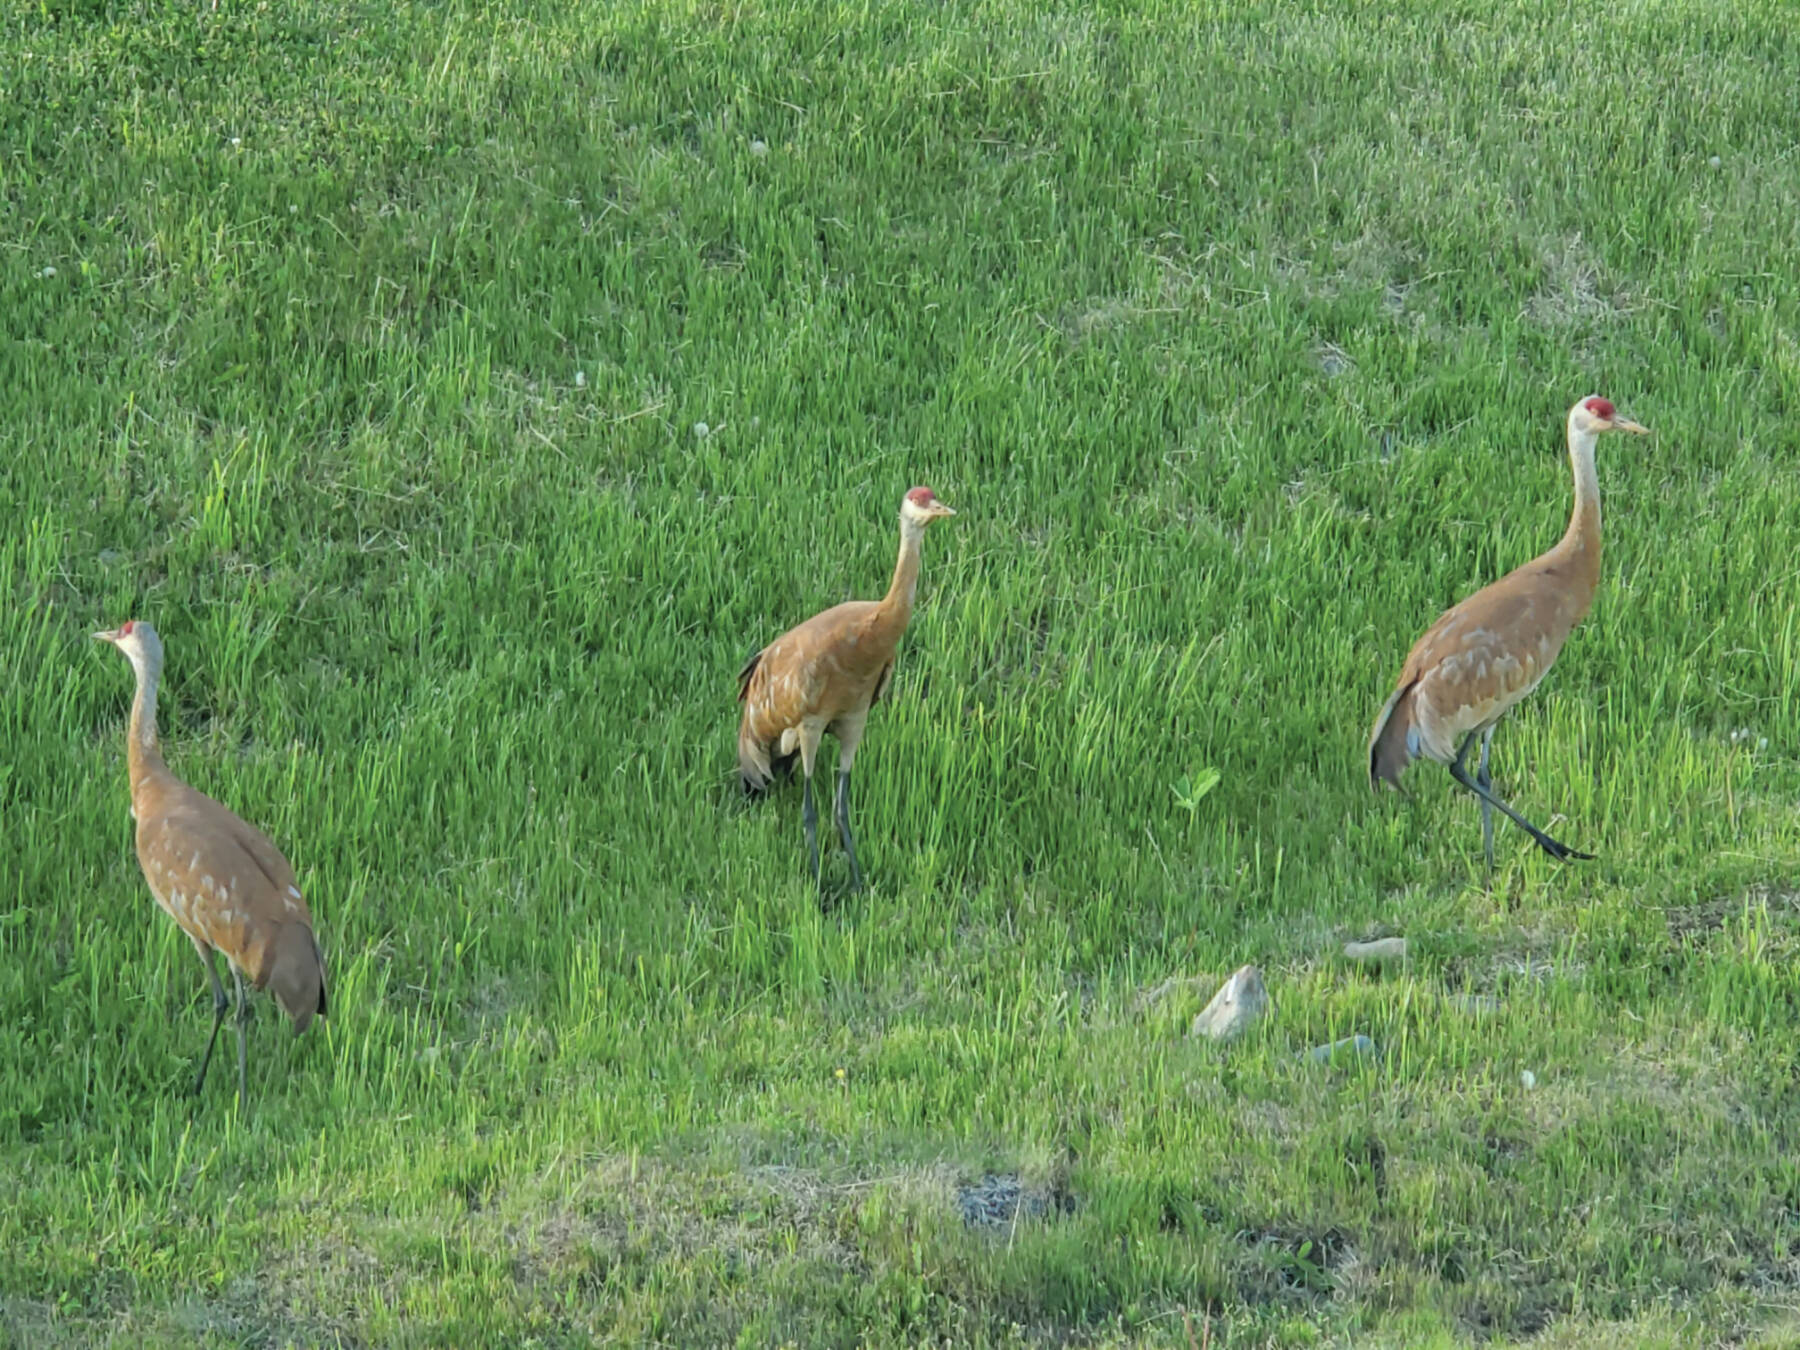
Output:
[93, 620, 328, 1102]
[1368, 396, 1650, 868]
[737, 485, 956, 893]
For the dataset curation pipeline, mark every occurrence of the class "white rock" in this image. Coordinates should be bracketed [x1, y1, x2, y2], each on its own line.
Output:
[694, 421, 710, 439]
[1709, 155, 1722, 169]
[1189, 964, 1270, 1042]
[574, 370, 587, 389]
[750, 139, 769, 157]
[1520, 1069, 1537, 1090]
[1344, 937, 1407, 964]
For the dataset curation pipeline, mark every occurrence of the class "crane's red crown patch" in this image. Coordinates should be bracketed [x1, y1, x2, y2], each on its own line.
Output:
[906, 486, 937, 506]
[121, 620, 135, 636]
[1583, 397, 1616, 419]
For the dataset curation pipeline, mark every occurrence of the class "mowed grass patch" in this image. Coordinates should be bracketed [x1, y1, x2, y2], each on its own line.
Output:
[3, 0, 1799, 1344]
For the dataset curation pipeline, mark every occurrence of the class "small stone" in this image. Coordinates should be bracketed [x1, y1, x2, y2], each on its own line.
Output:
[1709, 155, 1722, 169]
[750, 139, 769, 157]
[1303, 1034, 1377, 1065]
[694, 421, 710, 439]
[1758, 737, 1769, 750]
[1344, 937, 1407, 964]
[230, 136, 241, 147]
[1189, 964, 1270, 1042]
[39, 266, 56, 278]
[574, 370, 587, 389]
[1520, 1069, 1537, 1090]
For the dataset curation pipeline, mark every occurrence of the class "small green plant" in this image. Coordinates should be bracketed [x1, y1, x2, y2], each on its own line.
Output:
[1172, 767, 1222, 814]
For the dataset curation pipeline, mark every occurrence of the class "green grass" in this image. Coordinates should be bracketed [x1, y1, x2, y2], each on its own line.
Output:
[4, 0, 1799, 1343]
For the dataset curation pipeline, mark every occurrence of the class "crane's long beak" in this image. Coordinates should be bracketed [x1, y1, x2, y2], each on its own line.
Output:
[1611, 416, 1651, 435]
[935, 503, 957, 518]
[91, 628, 121, 644]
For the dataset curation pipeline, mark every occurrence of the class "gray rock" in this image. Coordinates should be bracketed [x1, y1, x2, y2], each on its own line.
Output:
[956, 1173, 1073, 1228]
[1344, 937, 1406, 964]
[1190, 964, 1270, 1042]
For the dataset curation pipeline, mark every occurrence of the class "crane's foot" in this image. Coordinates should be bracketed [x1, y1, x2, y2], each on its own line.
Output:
[1532, 833, 1594, 863]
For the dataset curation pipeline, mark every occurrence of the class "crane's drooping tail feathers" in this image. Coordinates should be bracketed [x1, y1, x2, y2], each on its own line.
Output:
[737, 713, 798, 794]
[738, 717, 773, 794]
[736, 647, 773, 793]
[1368, 682, 1417, 791]
[264, 922, 327, 1033]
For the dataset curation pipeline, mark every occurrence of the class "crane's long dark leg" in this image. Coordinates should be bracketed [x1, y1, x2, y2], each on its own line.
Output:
[1476, 726, 1496, 872]
[231, 964, 251, 1105]
[1449, 732, 1591, 863]
[834, 769, 863, 893]
[801, 772, 822, 889]
[796, 725, 828, 896]
[191, 938, 229, 1097]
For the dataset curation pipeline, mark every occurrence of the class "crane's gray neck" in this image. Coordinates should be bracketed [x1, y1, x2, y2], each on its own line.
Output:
[883, 514, 926, 616]
[127, 648, 162, 753]
[1567, 425, 1600, 536]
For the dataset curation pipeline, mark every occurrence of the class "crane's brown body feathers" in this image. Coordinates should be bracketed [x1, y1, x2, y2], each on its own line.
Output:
[132, 768, 327, 1029]
[1369, 546, 1597, 784]
[738, 600, 902, 793]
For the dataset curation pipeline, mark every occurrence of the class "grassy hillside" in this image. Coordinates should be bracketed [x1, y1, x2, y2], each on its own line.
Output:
[3, 0, 1798, 1344]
